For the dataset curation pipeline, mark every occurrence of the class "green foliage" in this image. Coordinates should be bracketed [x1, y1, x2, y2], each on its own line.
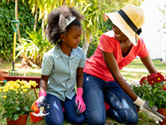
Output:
[86, 37, 98, 58]
[84, 0, 144, 57]
[16, 29, 54, 67]
[0, 0, 145, 63]
[0, 0, 39, 61]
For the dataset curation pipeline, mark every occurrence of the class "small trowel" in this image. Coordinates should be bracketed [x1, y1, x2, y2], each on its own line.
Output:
[33, 101, 49, 117]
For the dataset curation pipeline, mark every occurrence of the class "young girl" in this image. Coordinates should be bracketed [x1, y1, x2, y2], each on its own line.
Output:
[36, 5, 86, 125]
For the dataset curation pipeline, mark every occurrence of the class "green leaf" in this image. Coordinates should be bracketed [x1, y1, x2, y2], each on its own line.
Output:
[13, 114, 19, 121]
[16, 107, 20, 111]
[149, 100, 155, 108]
[23, 106, 29, 112]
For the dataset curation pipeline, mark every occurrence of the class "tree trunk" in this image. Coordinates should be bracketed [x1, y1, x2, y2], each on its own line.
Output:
[82, 32, 89, 57]
[42, 19, 45, 36]
[34, 3, 38, 31]
[62, 0, 65, 5]
[15, 0, 21, 41]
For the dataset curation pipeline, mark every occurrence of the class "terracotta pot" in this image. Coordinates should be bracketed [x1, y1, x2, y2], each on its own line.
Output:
[6, 114, 28, 125]
[0, 71, 9, 77]
[0, 71, 8, 86]
[158, 108, 166, 125]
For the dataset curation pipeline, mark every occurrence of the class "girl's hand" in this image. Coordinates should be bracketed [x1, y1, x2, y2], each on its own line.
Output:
[36, 90, 47, 108]
[75, 88, 86, 115]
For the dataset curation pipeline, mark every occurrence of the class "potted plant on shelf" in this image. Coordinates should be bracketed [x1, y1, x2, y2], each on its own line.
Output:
[132, 72, 166, 124]
[0, 80, 38, 125]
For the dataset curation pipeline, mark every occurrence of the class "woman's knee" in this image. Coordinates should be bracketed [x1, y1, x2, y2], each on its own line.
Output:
[116, 110, 138, 124]
[107, 108, 138, 124]
[127, 113, 138, 124]
[122, 112, 138, 124]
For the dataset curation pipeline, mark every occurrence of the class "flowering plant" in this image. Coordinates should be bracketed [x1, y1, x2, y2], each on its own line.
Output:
[0, 80, 38, 120]
[132, 72, 166, 108]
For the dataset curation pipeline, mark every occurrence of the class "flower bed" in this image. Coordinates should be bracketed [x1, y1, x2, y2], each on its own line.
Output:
[133, 72, 166, 108]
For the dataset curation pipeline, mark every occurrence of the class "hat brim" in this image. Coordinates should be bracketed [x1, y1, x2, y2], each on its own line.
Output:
[104, 12, 138, 46]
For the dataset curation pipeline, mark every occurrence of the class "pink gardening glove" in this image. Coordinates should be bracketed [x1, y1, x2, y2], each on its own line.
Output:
[75, 88, 86, 115]
[36, 90, 47, 108]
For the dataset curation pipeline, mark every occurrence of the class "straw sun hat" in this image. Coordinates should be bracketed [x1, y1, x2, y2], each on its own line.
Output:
[103, 4, 145, 46]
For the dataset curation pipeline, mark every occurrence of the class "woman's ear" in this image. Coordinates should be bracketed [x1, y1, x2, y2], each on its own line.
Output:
[60, 33, 65, 41]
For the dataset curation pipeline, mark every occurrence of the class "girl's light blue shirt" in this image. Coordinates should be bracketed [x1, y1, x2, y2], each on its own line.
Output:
[41, 45, 86, 101]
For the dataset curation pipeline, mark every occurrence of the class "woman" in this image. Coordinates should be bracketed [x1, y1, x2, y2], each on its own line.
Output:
[83, 4, 164, 124]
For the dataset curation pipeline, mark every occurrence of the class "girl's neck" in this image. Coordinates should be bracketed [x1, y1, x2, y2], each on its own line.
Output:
[60, 44, 72, 56]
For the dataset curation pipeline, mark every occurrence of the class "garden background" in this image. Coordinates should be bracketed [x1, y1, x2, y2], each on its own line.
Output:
[0, 0, 166, 124]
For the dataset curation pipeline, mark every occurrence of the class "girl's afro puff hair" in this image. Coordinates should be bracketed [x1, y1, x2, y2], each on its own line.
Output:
[45, 5, 83, 44]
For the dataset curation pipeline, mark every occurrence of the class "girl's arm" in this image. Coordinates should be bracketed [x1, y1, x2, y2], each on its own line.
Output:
[140, 55, 157, 74]
[102, 51, 137, 101]
[75, 67, 86, 114]
[40, 75, 49, 91]
[76, 67, 84, 88]
[36, 75, 49, 107]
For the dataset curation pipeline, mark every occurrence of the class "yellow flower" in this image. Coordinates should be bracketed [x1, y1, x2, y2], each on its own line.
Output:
[3, 88, 8, 92]
[29, 80, 38, 87]
[12, 83, 20, 89]
[23, 89, 27, 93]
[23, 83, 31, 89]
[0, 79, 35, 120]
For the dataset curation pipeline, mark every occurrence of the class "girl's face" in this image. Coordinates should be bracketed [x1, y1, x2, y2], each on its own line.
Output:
[61, 26, 82, 49]
[113, 25, 128, 41]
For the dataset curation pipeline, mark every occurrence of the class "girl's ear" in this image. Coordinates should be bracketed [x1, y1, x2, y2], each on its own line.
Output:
[60, 33, 65, 41]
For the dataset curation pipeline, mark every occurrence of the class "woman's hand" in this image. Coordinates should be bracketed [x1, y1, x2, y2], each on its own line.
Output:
[134, 97, 165, 124]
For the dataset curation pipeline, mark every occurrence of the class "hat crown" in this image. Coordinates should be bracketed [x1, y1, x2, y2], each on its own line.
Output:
[122, 5, 144, 29]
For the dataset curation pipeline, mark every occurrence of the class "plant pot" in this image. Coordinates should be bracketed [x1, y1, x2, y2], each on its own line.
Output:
[0, 71, 8, 86]
[0, 71, 9, 77]
[158, 108, 166, 125]
[6, 114, 28, 125]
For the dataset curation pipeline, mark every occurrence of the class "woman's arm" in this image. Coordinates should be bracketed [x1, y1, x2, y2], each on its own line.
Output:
[76, 67, 84, 88]
[102, 51, 137, 101]
[140, 55, 157, 74]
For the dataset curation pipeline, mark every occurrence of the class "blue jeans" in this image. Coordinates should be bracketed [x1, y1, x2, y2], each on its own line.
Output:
[83, 73, 138, 125]
[45, 94, 85, 125]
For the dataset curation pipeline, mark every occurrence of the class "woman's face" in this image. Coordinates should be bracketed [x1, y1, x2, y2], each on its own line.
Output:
[113, 25, 128, 41]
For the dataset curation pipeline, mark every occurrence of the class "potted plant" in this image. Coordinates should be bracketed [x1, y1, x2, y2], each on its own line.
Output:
[132, 72, 166, 124]
[0, 80, 38, 125]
